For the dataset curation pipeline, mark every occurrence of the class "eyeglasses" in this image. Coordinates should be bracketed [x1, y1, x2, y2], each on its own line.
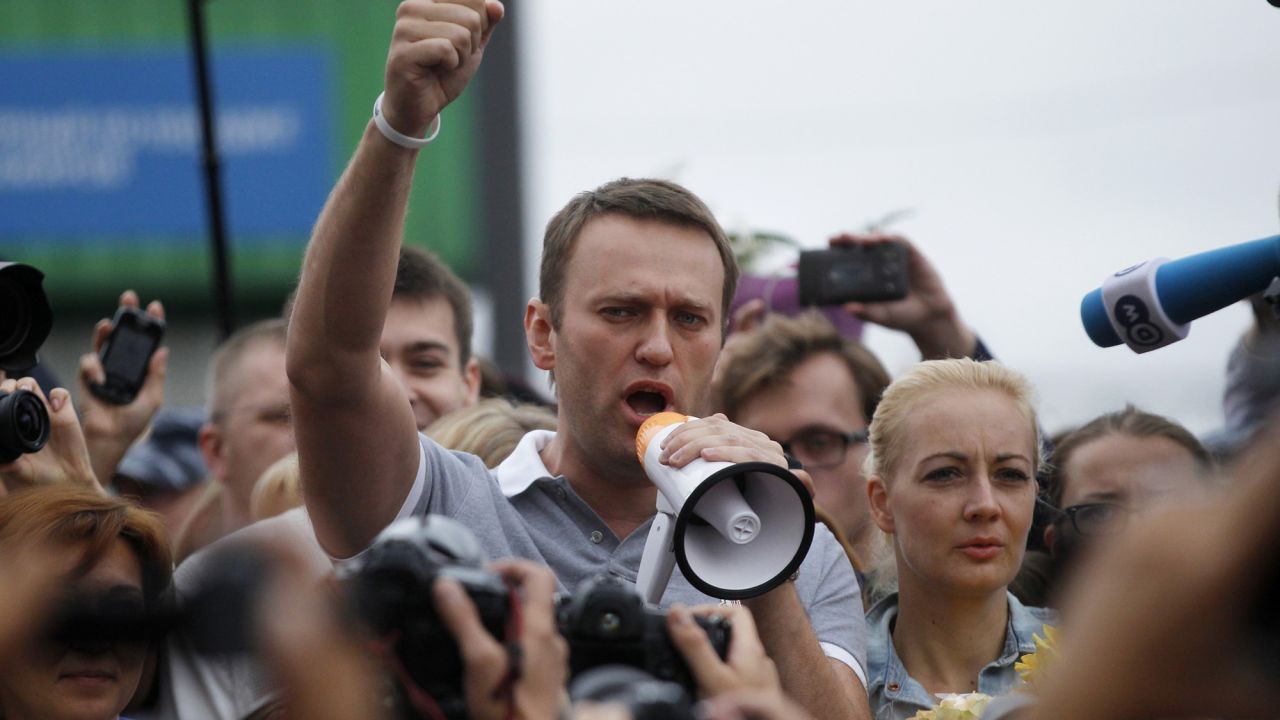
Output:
[1054, 501, 1133, 537]
[779, 429, 869, 471]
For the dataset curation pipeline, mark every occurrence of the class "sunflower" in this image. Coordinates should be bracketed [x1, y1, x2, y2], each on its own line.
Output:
[1014, 624, 1060, 687]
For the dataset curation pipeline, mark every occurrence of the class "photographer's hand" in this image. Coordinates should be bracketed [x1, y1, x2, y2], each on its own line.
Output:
[0, 376, 100, 493]
[666, 604, 781, 700]
[435, 559, 568, 720]
[79, 290, 169, 486]
[830, 233, 976, 360]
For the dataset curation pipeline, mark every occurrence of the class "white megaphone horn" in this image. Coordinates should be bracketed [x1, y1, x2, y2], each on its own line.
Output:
[633, 412, 815, 604]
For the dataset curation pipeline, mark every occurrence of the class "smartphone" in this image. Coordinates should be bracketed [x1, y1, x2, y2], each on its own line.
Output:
[89, 307, 165, 405]
[797, 242, 909, 306]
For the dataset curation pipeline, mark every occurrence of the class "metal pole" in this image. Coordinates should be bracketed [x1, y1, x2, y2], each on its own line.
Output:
[478, 5, 526, 380]
[185, 0, 235, 340]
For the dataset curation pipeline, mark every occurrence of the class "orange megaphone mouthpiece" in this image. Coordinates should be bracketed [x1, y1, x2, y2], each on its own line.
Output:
[635, 412, 689, 464]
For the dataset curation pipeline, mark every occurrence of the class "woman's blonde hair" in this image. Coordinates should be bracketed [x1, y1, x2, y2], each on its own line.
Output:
[864, 358, 1042, 483]
[861, 358, 1042, 603]
[249, 451, 301, 521]
[425, 399, 557, 468]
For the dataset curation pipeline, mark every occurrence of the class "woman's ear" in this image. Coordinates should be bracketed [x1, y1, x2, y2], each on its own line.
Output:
[867, 475, 895, 534]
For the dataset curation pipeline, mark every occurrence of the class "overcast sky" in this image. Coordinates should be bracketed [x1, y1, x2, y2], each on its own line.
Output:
[516, 1, 1280, 435]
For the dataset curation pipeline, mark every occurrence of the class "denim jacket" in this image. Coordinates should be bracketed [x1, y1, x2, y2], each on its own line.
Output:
[865, 592, 1056, 720]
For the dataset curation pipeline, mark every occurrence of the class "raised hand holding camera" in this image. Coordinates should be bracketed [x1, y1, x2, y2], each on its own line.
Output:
[827, 233, 976, 360]
[0, 376, 97, 493]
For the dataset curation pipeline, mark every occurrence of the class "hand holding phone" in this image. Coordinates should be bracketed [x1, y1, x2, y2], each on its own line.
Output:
[88, 307, 165, 406]
[806, 234, 976, 360]
[797, 242, 909, 306]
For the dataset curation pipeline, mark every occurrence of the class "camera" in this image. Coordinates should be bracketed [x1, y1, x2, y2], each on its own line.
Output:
[0, 262, 54, 373]
[558, 574, 730, 695]
[338, 515, 512, 720]
[340, 516, 731, 718]
[798, 242, 909, 306]
[0, 389, 51, 463]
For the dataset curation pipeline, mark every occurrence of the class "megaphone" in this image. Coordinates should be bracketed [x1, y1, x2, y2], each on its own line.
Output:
[633, 412, 815, 604]
[1080, 234, 1280, 353]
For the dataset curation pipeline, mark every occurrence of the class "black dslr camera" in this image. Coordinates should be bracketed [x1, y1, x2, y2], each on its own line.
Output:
[0, 262, 53, 374]
[559, 573, 731, 695]
[339, 516, 732, 719]
[0, 262, 53, 463]
[338, 515, 511, 720]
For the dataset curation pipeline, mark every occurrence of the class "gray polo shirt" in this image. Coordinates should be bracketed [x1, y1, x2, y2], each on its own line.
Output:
[397, 430, 868, 685]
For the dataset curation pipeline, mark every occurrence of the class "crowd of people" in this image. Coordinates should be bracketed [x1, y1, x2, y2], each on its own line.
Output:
[3, 2, 1280, 719]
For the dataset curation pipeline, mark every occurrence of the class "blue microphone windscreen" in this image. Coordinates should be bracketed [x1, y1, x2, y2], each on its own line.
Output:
[1080, 288, 1122, 347]
[1157, 235, 1280, 324]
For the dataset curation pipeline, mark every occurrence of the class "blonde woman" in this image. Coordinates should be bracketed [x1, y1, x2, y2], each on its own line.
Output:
[424, 399, 556, 469]
[862, 359, 1053, 719]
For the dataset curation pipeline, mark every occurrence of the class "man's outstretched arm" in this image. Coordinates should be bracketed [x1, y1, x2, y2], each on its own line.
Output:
[287, 0, 504, 558]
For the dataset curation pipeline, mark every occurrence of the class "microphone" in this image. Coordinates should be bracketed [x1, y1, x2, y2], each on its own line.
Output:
[1080, 235, 1280, 353]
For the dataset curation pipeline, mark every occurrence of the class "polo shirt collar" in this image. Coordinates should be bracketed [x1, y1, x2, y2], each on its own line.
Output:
[495, 429, 558, 497]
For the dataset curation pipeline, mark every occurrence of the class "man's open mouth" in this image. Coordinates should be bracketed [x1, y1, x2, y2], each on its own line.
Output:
[623, 383, 674, 418]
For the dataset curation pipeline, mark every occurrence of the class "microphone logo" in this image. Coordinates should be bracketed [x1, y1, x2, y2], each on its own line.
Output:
[1113, 294, 1164, 347]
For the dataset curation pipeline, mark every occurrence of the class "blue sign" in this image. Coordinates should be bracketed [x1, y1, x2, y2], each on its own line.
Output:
[0, 47, 333, 243]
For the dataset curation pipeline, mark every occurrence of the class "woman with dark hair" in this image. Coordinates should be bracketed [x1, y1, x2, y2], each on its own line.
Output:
[0, 484, 171, 720]
[1041, 405, 1213, 593]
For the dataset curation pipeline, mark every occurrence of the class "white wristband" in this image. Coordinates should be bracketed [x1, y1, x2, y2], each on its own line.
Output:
[372, 91, 441, 149]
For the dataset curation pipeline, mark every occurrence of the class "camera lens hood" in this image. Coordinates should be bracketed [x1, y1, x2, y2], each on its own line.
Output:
[0, 263, 54, 373]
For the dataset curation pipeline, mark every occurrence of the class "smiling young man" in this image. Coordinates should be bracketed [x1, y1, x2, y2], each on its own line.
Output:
[286, 3, 869, 719]
[382, 245, 482, 431]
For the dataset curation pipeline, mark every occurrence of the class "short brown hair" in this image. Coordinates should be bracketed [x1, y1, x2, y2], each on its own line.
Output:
[395, 245, 474, 367]
[715, 312, 890, 423]
[281, 245, 474, 367]
[0, 485, 172, 610]
[206, 318, 288, 423]
[1044, 405, 1210, 509]
[539, 178, 739, 328]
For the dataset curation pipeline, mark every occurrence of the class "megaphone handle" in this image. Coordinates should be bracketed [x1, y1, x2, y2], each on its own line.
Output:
[636, 512, 677, 605]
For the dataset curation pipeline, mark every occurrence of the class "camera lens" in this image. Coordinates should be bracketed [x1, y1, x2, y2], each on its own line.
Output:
[0, 389, 50, 463]
[15, 395, 44, 442]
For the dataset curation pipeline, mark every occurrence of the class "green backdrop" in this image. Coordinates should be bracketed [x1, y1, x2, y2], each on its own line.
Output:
[0, 0, 483, 313]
